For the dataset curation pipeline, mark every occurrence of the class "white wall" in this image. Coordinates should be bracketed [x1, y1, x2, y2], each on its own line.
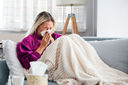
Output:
[97, 0, 128, 37]
[0, 32, 25, 42]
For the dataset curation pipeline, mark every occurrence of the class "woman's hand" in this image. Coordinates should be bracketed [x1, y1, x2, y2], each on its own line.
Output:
[41, 32, 51, 47]
[36, 32, 50, 54]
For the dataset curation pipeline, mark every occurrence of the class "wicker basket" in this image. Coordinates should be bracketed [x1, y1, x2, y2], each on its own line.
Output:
[26, 75, 48, 85]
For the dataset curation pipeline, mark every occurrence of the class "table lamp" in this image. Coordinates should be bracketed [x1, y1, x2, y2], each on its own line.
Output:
[56, 0, 88, 35]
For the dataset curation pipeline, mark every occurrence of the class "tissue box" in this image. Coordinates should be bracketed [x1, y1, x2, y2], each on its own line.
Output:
[30, 61, 48, 75]
[26, 75, 48, 85]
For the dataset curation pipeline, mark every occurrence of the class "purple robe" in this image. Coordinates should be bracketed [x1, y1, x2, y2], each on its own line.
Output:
[16, 33, 62, 69]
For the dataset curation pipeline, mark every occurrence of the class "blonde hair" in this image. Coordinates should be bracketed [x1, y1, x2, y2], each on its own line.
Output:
[25, 11, 55, 37]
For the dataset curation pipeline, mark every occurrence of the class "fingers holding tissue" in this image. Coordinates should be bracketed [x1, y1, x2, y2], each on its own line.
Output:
[41, 30, 54, 43]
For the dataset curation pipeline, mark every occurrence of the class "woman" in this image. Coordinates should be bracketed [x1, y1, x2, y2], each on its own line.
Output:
[16, 11, 61, 69]
[16, 11, 128, 85]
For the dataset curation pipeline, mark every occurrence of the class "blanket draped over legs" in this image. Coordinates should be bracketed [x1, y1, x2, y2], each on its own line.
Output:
[38, 34, 128, 85]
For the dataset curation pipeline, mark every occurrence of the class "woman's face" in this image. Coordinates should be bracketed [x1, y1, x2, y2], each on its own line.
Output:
[37, 21, 53, 36]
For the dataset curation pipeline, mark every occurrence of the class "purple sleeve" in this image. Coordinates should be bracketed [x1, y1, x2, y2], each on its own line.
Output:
[52, 33, 62, 40]
[16, 37, 41, 69]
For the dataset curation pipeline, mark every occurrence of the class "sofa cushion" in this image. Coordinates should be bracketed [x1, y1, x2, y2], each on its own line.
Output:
[2, 40, 24, 76]
[88, 39, 128, 73]
[0, 60, 9, 85]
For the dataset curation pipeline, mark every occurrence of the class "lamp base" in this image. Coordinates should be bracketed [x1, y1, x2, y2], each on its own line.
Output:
[62, 13, 78, 35]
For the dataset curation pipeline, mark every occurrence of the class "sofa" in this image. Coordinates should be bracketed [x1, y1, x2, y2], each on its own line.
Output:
[0, 37, 128, 85]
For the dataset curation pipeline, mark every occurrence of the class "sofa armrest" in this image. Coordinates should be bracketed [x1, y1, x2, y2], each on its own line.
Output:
[0, 60, 9, 85]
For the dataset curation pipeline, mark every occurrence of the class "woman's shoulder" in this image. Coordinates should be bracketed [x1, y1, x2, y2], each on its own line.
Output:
[23, 34, 34, 41]
[17, 34, 35, 45]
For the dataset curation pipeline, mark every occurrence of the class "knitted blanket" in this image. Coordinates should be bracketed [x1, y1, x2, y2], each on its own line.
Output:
[38, 34, 128, 85]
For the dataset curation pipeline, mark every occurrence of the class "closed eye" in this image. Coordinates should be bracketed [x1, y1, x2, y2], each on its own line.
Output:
[43, 27, 52, 30]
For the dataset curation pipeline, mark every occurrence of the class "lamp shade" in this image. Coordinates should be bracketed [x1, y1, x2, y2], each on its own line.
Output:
[56, 0, 88, 6]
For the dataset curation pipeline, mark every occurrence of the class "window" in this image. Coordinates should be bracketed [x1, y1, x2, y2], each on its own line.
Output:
[0, 0, 86, 32]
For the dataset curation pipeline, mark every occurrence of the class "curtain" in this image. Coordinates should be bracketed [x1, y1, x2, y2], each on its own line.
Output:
[0, 0, 87, 32]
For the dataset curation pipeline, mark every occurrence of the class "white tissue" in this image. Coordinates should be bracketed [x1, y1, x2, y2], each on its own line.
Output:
[30, 61, 48, 75]
[41, 30, 51, 36]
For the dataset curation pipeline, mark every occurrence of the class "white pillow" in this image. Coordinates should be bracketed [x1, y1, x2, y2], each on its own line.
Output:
[2, 40, 24, 76]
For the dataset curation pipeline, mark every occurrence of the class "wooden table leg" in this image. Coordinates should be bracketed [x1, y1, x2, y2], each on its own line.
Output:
[71, 17, 75, 33]
[73, 17, 78, 34]
[71, 17, 78, 34]
[62, 17, 70, 35]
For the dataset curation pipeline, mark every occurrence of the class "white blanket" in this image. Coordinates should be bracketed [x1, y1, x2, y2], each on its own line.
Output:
[38, 34, 128, 85]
